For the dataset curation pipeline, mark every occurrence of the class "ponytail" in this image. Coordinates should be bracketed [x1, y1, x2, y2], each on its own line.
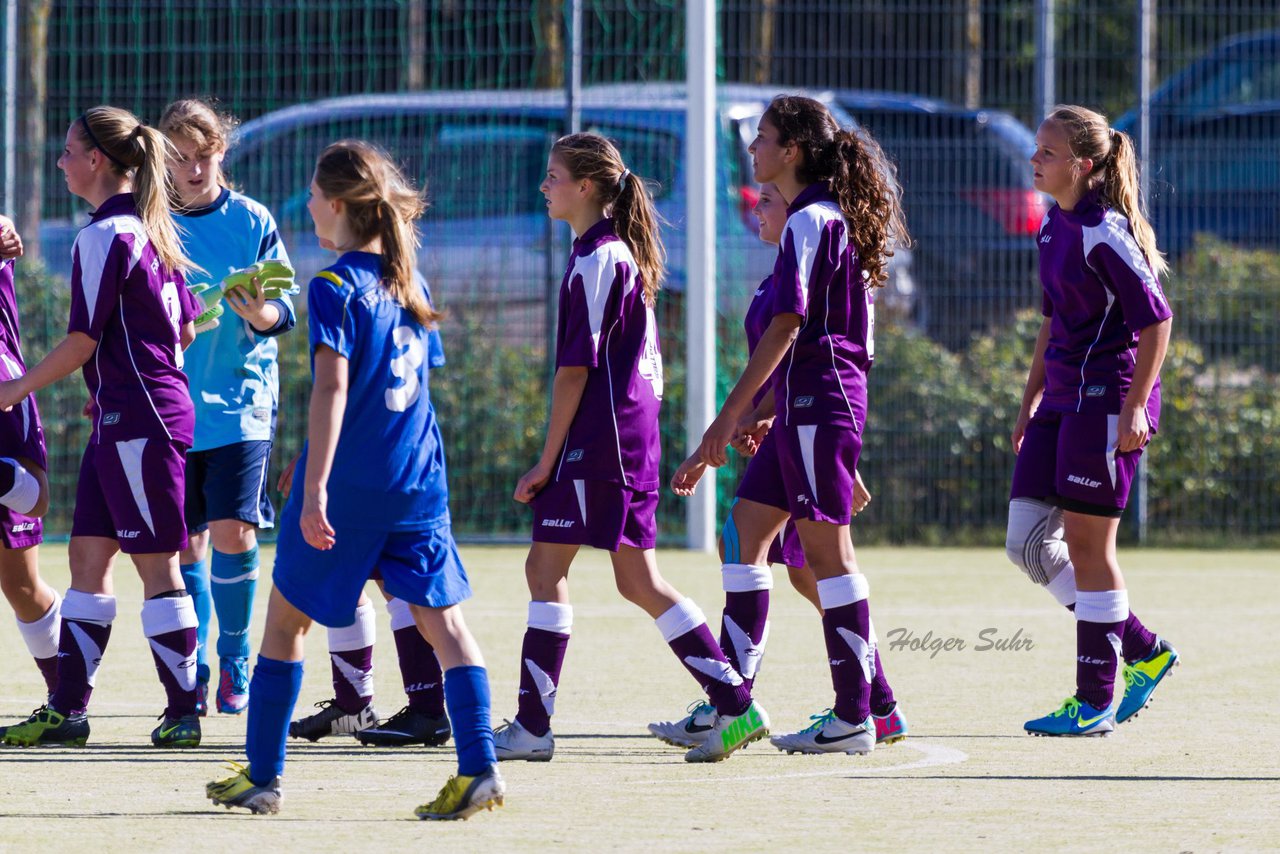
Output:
[551, 132, 666, 305]
[77, 105, 196, 275]
[1046, 104, 1168, 278]
[313, 140, 438, 328]
[1101, 129, 1168, 277]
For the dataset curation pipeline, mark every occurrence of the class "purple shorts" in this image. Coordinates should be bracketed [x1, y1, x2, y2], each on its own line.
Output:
[72, 438, 189, 553]
[0, 351, 46, 549]
[1010, 409, 1142, 518]
[531, 478, 657, 551]
[735, 433, 806, 567]
[775, 421, 863, 525]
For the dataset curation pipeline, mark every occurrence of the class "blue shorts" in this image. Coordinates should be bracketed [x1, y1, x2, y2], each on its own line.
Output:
[185, 440, 275, 533]
[272, 493, 471, 628]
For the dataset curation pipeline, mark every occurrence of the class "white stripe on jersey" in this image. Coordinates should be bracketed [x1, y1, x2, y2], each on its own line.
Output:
[568, 246, 628, 356]
[116, 437, 156, 536]
[74, 216, 147, 328]
[1082, 211, 1167, 308]
[118, 296, 173, 441]
[1075, 290, 1116, 413]
[0, 353, 29, 440]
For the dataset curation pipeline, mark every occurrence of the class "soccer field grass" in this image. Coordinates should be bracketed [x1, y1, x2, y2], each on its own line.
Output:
[1, 545, 1276, 851]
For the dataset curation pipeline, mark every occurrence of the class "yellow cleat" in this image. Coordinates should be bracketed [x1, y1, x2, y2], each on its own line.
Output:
[415, 766, 505, 821]
[206, 761, 282, 815]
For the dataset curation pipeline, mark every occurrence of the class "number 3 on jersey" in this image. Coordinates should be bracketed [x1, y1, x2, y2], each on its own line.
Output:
[386, 325, 426, 411]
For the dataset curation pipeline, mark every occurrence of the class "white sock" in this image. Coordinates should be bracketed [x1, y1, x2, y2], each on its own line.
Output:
[16, 590, 61, 659]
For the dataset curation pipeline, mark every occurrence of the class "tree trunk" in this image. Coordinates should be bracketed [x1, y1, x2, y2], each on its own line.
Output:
[965, 0, 982, 109]
[535, 0, 564, 88]
[749, 0, 777, 85]
[407, 0, 426, 90]
[17, 0, 50, 262]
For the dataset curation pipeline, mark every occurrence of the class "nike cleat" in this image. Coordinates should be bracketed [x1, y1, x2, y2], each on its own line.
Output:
[356, 706, 451, 748]
[648, 699, 716, 748]
[1024, 696, 1114, 736]
[288, 700, 378, 741]
[770, 708, 874, 755]
[207, 761, 282, 815]
[195, 663, 211, 717]
[1116, 638, 1179, 724]
[872, 702, 909, 746]
[1, 706, 90, 747]
[492, 718, 554, 762]
[685, 700, 770, 763]
[152, 713, 202, 748]
[414, 765, 505, 821]
[217, 656, 250, 715]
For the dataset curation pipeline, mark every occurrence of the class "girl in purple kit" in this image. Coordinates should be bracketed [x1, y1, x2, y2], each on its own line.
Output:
[0, 106, 204, 749]
[494, 132, 769, 764]
[0, 217, 59, 710]
[652, 182, 908, 751]
[1016, 105, 1178, 736]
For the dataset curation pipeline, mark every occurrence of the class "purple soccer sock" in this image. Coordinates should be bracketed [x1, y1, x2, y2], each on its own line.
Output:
[1074, 590, 1128, 710]
[657, 599, 751, 717]
[15, 592, 62, 696]
[818, 574, 874, 725]
[719, 564, 772, 692]
[515, 601, 572, 737]
[141, 594, 200, 718]
[328, 600, 375, 714]
[36, 657, 60, 695]
[385, 597, 445, 717]
[870, 647, 897, 714]
[1066, 602, 1158, 666]
[49, 590, 117, 716]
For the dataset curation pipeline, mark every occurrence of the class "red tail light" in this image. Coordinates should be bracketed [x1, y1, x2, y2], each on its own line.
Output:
[739, 185, 760, 232]
[961, 188, 1047, 235]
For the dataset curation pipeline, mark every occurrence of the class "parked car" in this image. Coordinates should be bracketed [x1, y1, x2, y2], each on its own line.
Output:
[831, 90, 1046, 349]
[1115, 31, 1280, 258]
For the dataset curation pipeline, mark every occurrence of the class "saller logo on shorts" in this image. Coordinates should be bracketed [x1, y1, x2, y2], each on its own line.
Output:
[541, 519, 574, 528]
[565, 449, 584, 462]
[1067, 474, 1102, 489]
[116, 529, 142, 539]
[794, 395, 815, 408]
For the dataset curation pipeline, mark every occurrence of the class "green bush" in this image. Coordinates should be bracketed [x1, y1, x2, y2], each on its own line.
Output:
[1172, 235, 1280, 372]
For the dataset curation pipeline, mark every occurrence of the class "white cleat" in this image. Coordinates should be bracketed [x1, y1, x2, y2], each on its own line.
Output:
[648, 700, 717, 748]
[492, 718, 554, 762]
[684, 700, 769, 763]
[770, 709, 875, 755]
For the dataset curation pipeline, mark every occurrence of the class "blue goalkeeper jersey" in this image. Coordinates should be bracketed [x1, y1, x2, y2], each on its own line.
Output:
[297, 251, 449, 530]
[177, 187, 296, 451]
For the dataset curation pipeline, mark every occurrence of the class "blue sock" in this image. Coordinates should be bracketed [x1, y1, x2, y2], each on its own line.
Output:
[444, 665, 496, 777]
[179, 560, 211, 676]
[246, 655, 303, 786]
[211, 547, 259, 659]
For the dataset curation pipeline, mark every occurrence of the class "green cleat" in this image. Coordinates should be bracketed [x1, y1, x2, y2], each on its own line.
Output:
[1116, 638, 1180, 724]
[684, 699, 770, 763]
[1, 705, 90, 747]
[415, 765, 505, 821]
[152, 713, 202, 748]
[207, 761, 282, 815]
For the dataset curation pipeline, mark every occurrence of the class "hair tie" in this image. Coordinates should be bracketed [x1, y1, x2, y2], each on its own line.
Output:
[618, 168, 631, 190]
[79, 115, 130, 170]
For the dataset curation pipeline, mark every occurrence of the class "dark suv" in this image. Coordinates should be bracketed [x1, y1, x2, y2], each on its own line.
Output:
[832, 90, 1045, 349]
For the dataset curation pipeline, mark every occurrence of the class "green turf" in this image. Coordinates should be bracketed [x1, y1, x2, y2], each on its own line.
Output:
[1, 545, 1275, 850]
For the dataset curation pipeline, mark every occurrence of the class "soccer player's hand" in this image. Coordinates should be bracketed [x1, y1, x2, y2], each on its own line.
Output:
[0, 218, 23, 259]
[671, 454, 707, 496]
[732, 413, 773, 457]
[1011, 409, 1031, 454]
[225, 276, 269, 324]
[697, 413, 739, 468]
[852, 469, 872, 516]
[514, 460, 552, 504]
[300, 488, 336, 550]
[1116, 401, 1150, 453]
[278, 454, 300, 498]
[82, 399, 94, 418]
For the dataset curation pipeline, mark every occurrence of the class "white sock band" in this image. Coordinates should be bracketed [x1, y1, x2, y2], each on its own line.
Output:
[528, 601, 573, 635]
[655, 598, 706, 643]
[721, 563, 774, 593]
[329, 600, 376, 651]
[141, 595, 197, 636]
[61, 589, 117, 626]
[816, 573, 869, 610]
[385, 597, 416, 632]
[0, 458, 39, 516]
[1075, 589, 1129, 624]
[16, 590, 61, 659]
[1045, 564, 1078, 608]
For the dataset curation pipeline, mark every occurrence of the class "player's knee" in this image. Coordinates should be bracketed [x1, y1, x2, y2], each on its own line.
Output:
[1006, 498, 1068, 586]
[0, 569, 36, 604]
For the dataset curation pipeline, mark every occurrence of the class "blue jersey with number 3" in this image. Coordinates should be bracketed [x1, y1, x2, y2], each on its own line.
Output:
[301, 251, 448, 530]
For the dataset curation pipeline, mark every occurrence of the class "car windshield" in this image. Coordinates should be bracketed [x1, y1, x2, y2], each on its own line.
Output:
[1177, 56, 1280, 111]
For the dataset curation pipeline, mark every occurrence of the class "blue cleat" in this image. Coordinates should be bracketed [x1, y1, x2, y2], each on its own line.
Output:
[1025, 696, 1114, 737]
[217, 656, 250, 715]
[1116, 638, 1179, 724]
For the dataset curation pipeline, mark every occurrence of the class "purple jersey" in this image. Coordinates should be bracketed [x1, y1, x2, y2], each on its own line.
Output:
[771, 183, 874, 431]
[552, 218, 663, 491]
[67, 193, 196, 446]
[0, 259, 46, 468]
[1036, 189, 1172, 425]
[743, 274, 781, 409]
